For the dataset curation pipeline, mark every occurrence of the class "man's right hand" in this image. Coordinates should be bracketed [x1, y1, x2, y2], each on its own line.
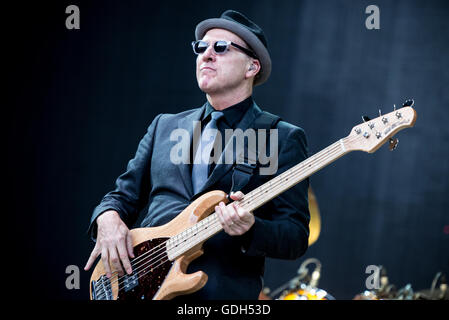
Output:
[84, 210, 135, 278]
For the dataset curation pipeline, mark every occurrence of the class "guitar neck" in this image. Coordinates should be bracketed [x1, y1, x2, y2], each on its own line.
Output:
[238, 137, 350, 212]
[166, 137, 351, 260]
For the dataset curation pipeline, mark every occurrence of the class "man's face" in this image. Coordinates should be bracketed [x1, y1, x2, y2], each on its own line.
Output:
[196, 28, 252, 94]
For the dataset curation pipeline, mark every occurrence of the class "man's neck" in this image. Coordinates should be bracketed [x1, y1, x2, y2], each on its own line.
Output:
[206, 86, 252, 110]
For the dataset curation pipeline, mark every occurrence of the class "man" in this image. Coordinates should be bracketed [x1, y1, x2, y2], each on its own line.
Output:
[84, 9, 310, 300]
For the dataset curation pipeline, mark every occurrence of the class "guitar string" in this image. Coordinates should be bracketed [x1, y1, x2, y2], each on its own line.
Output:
[99, 217, 212, 292]
[95, 211, 223, 298]
[98, 112, 407, 296]
[94, 136, 355, 299]
[112, 112, 406, 283]
[95, 211, 226, 299]
[102, 109, 403, 287]
[94, 135, 360, 298]
[165, 140, 347, 262]
[238, 139, 346, 209]
[117, 223, 222, 299]
[100, 137, 343, 285]
[166, 137, 353, 259]
[94, 136, 353, 299]
[98, 207, 215, 286]
[107, 136, 344, 274]
[96, 219, 224, 299]
[166, 137, 351, 263]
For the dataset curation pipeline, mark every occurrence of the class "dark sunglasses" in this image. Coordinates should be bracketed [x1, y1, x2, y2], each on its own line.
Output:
[191, 40, 258, 59]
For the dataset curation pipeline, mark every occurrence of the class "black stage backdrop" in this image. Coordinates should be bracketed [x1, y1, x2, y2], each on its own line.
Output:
[7, 0, 448, 300]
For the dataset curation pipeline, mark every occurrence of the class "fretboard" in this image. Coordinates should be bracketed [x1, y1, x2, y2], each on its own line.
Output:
[166, 137, 350, 260]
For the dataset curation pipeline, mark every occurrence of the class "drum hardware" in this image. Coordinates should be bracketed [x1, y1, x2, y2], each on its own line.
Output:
[263, 263, 448, 300]
[267, 258, 335, 300]
[354, 268, 449, 300]
[376, 266, 399, 299]
[354, 265, 399, 300]
[396, 283, 415, 300]
[415, 272, 449, 300]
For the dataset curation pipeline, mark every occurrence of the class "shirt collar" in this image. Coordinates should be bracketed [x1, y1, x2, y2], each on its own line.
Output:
[203, 95, 254, 128]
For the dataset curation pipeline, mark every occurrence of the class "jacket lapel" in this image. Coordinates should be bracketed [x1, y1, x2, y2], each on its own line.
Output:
[196, 101, 263, 195]
[177, 105, 205, 198]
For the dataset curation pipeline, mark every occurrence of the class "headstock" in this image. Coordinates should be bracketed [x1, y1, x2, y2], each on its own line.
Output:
[345, 99, 417, 153]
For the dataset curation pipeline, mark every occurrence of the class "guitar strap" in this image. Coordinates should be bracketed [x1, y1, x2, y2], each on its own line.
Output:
[229, 111, 281, 194]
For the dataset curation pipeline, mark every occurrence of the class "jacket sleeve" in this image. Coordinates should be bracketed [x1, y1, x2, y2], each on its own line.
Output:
[241, 125, 310, 259]
[87, 114, 162, 241]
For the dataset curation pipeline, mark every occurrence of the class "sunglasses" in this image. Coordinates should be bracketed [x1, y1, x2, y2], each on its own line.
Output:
[191, 40, 258, 59]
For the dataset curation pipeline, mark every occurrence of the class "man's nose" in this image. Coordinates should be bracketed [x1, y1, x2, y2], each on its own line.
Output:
[201, 45, 216, 62]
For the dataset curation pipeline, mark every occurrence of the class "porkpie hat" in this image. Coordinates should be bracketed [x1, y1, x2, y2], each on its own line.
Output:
[195, 9, 271, 86]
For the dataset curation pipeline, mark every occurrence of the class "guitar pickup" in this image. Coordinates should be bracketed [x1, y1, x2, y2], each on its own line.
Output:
[123, 272, 139, 292]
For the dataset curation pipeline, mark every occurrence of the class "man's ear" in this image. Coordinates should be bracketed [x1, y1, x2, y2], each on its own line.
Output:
[246, 59, 260, 78]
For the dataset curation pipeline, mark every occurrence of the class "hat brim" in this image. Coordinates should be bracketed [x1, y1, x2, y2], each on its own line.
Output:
[195, 18, 271, 86]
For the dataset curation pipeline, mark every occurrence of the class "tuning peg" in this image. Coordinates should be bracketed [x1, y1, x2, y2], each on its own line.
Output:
[393, 104, 396, 111]
[379, 109, 382, 117]
[402, 99, 414, 108]
[388, 137, 399, 151]
[362, 115, 371, 122]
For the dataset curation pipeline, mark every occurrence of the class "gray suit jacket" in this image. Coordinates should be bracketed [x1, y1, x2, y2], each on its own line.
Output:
[88, 101, 310, 299]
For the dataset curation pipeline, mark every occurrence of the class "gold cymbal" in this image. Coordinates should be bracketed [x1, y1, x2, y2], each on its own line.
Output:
[308, 186, 321, 246]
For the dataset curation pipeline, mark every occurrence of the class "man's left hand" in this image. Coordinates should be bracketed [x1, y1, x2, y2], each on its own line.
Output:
[215, 191, 254, 236]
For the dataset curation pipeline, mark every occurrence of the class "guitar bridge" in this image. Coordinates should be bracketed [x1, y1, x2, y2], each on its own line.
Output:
[91, 276, 112, 300]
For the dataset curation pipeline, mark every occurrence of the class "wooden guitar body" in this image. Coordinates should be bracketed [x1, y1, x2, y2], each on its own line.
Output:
[89, 190, 228, 300]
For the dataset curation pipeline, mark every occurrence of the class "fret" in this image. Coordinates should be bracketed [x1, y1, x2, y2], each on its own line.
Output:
[167, 217, 222, 260]
[240, 140, 347, 213]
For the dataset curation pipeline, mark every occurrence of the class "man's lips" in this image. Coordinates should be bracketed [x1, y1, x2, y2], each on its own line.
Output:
[200, 66, 215, 71]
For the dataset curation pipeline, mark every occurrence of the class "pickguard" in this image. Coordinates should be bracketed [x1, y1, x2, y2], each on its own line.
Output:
[116, 237, 173, 300]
